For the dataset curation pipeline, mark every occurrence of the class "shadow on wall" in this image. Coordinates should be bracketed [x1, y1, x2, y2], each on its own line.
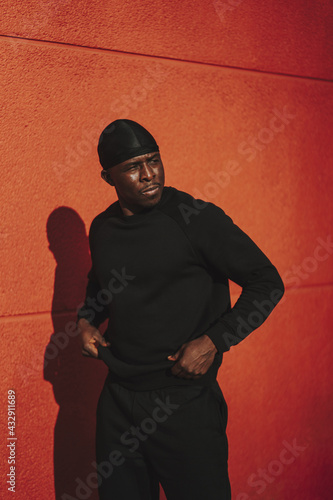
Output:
[44, 207, 108, 500]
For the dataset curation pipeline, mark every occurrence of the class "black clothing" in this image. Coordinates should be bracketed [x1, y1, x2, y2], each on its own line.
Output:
[96, 378, 231, 500]
[77, 186, 284, 391]
[78, 185, 283, 500]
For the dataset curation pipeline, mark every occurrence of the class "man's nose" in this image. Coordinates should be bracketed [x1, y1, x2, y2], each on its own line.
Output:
[140, 162, 155, 181]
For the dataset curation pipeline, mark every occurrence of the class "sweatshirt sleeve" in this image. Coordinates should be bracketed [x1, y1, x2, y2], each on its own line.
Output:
[76, 217, 110, 329]
[76, 265, 110, 328]
[185, 201, 284, 353]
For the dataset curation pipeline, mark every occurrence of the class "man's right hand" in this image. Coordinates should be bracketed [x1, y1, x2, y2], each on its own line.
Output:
[78, 318, 110, 359]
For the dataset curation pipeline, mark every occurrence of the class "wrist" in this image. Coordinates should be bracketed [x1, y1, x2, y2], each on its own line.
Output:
[78, 318, 95, 329]
[202, 334, 218, 354]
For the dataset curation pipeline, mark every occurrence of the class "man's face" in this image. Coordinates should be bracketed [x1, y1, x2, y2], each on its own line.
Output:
[102, 151, 165, 216]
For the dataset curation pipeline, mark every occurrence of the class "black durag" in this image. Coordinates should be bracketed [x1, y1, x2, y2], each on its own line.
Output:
[97, 119, 159, 169]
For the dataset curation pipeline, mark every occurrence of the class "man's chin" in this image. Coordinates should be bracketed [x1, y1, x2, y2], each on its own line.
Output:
[121, 187, 164, 215]
[141, 195, 162, 210]
[140, 186, 163, 205]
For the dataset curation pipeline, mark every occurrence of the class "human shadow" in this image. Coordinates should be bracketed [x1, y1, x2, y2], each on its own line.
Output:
[44, 207, 108, 500]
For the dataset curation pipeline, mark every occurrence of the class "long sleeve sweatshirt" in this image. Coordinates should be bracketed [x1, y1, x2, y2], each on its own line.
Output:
[77, 186, 284, 390]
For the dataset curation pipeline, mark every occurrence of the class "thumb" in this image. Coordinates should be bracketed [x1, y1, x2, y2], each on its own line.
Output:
[95, 334, 110, 348]
[167, 351, 180, 361]
[100, 338, 110, 347]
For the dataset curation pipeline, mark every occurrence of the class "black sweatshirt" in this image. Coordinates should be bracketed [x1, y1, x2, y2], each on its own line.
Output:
[77, 186, 284, 390]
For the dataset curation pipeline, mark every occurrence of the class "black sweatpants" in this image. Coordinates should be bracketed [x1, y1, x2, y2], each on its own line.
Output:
[96, 378, 231, 500]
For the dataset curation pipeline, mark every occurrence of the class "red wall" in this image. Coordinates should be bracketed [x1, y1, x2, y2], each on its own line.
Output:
[1, 1, 332, 499]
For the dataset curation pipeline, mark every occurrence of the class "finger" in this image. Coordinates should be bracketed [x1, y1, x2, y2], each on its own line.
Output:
[82, 345, 98, 358]
[82, 349, 92, 357]
[94, 334, 109, 347]
[171, 367, 186, 378]
[171, 363, 190, 378]
[168, 350, 180, 361]
[174, 369, 195, 379]
[170, 364, 181, 376]
[171, 363, 203, 379]
[100, 339, 110, 347]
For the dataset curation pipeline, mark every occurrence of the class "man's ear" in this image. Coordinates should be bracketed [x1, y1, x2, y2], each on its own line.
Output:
[101, 169, 114, 186]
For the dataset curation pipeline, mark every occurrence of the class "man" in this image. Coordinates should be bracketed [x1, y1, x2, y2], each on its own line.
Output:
[77, 119, 284, 500]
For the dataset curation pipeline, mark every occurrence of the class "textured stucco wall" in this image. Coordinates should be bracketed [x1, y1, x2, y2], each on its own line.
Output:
[0, 1, 332, 499]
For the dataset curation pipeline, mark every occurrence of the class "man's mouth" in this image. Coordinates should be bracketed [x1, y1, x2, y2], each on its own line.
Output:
[141, 184, 160, 194]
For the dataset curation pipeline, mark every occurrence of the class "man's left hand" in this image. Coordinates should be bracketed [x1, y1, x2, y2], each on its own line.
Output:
[167, 335, 218, 379]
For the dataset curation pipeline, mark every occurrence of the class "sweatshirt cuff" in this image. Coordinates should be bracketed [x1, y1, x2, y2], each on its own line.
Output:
[77, 304, 102, 329]
[204, 320, 240, 354]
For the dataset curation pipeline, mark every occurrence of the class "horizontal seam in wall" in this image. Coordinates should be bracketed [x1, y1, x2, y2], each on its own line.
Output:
[1, 34, 332, 84]
[0, 282, 333, 322]
[0, 310, 78, 323]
